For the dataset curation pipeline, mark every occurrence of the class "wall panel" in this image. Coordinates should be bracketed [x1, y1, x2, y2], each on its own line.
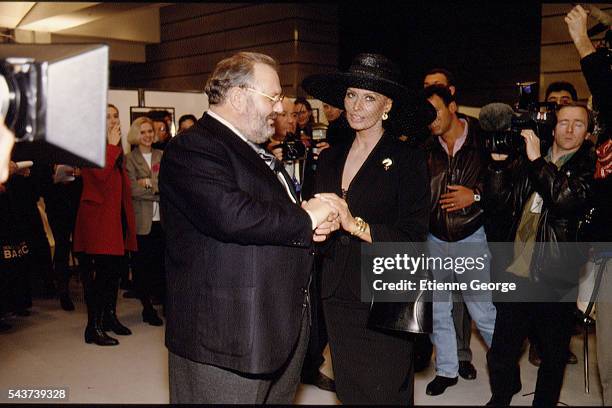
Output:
[111, 3, 339, 97]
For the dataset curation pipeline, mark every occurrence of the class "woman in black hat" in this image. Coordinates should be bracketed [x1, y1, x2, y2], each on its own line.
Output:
[303, 53, 435, 405]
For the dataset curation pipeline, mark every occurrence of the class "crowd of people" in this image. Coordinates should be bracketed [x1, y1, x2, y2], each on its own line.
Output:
[0, 4, 611, 406]
[0, 106, 197, 344]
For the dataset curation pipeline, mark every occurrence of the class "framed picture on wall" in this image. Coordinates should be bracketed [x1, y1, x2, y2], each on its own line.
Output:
[129, 106, 177, 137]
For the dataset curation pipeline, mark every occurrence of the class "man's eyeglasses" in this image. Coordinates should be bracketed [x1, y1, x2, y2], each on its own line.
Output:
[243, 87, 284, 104]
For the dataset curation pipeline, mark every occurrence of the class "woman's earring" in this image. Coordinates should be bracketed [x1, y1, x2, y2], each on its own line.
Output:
[382, 112, 389, 121]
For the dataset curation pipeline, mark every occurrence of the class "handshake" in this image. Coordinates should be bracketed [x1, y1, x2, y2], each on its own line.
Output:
[301, 193, 365, 242]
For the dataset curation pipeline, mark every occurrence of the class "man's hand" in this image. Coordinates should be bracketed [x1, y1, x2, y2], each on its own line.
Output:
[521, 129, 541, 162]
[302, 197, 338, 229]
[107, 123, 122, 146]
[314, 193, 359, 232]
[439, 185, 475, 212]
[565, 5, 596, 58]
[8, 161, 30, 178]
[267, 139, 284, 161]
[313, 215, 340, 242]
[8, 161, 18, 177]
[312, 141, 330, 160]
[491, 153, 509, 161]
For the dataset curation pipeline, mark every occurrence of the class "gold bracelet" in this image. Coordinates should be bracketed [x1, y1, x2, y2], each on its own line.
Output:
[351, 217, 367, 236]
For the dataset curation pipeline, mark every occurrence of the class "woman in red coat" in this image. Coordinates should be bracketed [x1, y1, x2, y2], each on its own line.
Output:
[73, 104, 137, 346]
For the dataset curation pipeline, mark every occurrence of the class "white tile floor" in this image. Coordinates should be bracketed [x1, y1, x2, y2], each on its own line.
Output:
[0, 292, 604, 405]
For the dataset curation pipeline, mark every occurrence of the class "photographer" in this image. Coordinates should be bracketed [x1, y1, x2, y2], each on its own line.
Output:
[565, 4, 612, 404]
[485, 104, 596, 406]
[269, 99, 330, 201]
[293, 97, 315, 140]
[267, 99, 304, 196]
[422, 85, 496, 397]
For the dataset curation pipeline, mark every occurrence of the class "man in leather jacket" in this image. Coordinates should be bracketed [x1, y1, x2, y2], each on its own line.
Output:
[422, 85, 497, 396]
[565, 5, 612, 405]
[417, 68, 480, 380]
[485, 103, 596, 406]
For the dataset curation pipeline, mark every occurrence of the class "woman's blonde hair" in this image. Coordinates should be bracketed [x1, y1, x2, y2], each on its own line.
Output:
[127, 116, 155, 145]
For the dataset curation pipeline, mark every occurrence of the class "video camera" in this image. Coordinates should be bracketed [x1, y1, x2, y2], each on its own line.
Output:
[0, 43, 109, 167]
[480, 82, 557, 155]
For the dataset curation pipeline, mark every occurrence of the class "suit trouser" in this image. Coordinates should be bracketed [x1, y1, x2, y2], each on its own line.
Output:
[134, 222, 165, 304]
[487, 301, 573, 407]
[597, 259, 612, 405]
[301, 254, 328, 377]
[168, 308, 310, 404]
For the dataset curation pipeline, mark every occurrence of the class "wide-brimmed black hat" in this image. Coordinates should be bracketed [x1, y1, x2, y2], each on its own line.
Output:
[302, 53, 436, 135]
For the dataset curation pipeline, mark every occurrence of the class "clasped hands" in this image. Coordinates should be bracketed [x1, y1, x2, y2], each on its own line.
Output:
[301, 193, 359, 242]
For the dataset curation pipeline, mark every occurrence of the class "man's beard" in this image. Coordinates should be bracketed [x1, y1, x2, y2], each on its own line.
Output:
[241, 103, 275, 144]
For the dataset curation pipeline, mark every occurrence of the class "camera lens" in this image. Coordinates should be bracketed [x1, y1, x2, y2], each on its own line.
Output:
[0, 62, 20, 133]
[0, 60, 33, 142]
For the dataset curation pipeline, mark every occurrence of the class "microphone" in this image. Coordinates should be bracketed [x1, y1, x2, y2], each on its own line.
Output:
[478, 103, 514, 132]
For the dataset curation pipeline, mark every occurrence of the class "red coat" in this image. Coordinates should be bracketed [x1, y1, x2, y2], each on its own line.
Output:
[73, 144, 137, 255]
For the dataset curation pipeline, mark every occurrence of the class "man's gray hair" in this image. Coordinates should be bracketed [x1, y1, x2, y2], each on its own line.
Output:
[204, 52, 278, 105]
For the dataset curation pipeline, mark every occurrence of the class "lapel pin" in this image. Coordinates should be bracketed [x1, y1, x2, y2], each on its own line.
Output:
[382, 158, 393, 171]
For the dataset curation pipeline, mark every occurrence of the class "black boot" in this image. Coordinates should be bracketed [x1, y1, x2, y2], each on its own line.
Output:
[84, 282, 118, 346]
[103, 279, 132, 336]
[142, 297, 163, 326]
[56, 255, 75, 311]
[85, 308, 119, 346]
[59, 292, 75, 311]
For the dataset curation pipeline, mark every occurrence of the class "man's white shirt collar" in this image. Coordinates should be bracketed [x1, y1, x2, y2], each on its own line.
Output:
[207, 109, 249, 144]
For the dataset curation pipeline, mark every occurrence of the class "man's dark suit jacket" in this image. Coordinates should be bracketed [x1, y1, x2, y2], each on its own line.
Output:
[159, 112, 314, 375]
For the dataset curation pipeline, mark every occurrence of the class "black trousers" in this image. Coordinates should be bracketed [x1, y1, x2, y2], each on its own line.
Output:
[487, 301, 574, 407]
[133, 222, 165, 303]
[300, 254, 328, 377]
[45, 179, 82, 295]
[324, 296, 414, 405]
[169, 308, 310, 404]
[46, 207, 77, 294]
